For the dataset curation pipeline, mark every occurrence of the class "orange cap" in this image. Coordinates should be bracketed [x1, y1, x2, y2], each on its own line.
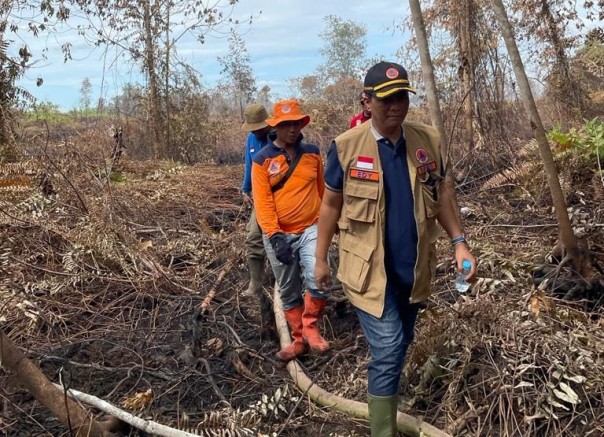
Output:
[266, 99, 310, 128]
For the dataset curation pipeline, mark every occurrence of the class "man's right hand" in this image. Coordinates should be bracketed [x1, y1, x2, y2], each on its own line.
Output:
[269, 233, 294, 265]
[314, 258, 332, 291]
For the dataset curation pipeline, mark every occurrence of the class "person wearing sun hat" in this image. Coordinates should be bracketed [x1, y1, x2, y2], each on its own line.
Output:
[314, 61, 477, 436]
[251, 99, 330, 362]
[240, 104, 271, 299]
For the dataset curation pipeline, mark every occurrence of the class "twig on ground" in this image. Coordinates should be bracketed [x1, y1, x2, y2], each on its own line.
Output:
[275, 377, 315, 437]
[445, 405, 489, 435]
[200, 261, 234, 314]
[52, 383, 199, 437]
[40, 355, 173, 381]
[197, 358, 229, 406]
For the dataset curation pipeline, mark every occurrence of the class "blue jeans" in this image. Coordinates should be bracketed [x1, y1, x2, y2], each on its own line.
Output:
[354, 282, 420, 397]
[263, 224, 327, 310]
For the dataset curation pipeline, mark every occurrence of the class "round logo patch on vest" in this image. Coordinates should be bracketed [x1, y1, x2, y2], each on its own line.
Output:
[386, 68, 399, 79]
[416, 148, 429, 163]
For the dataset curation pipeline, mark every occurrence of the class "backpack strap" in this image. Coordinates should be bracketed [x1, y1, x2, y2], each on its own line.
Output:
[271, 147, 304, 193]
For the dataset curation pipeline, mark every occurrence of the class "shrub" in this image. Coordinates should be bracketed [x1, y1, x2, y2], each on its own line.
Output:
[549, 118, 604, 164]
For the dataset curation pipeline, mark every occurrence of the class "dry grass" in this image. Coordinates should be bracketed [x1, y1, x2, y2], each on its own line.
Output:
[1, 115, 604, 436]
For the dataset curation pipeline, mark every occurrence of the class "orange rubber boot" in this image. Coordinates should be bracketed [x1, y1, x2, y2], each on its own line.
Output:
[302, 293, 330, 353]
[276, 305, 308, 362]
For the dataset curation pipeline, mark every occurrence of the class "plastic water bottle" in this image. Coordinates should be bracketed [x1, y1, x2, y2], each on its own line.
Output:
[455, 260, 472, 293]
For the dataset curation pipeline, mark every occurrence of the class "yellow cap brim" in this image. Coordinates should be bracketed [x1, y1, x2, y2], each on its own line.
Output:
[374, 86, 416, 99]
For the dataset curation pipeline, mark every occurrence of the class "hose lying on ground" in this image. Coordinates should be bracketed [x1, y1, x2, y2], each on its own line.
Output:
[273, 288, 452, 437]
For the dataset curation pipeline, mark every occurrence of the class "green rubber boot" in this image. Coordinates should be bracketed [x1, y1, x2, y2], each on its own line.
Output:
[368, 394, 398, 437]
[242, 257, 264, 298]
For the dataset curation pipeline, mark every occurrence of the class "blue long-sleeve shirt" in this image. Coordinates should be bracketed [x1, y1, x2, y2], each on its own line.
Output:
[242, 132, 270, 194]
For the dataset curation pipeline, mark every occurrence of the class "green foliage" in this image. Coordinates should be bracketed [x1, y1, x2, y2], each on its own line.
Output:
[580, 38, 604, 61]
[0, 35, 34, 160]
[549, 118, 604, 162]
[110, 171, 125, 183]
[217, 30, 257, 112]
[93, 168, 125, 183]
[26, 101, 70, 123]
[317, 15, 367, 82]
[24, 102, 112, 124]
[67, 107, 111, 120]
[290, 15, 367, 98]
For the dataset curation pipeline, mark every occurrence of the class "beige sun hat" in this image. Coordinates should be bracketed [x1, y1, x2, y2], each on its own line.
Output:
[241, 104, 269, 131]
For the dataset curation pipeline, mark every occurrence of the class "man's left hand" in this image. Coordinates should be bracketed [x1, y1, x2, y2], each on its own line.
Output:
[454, 243, 477, 281]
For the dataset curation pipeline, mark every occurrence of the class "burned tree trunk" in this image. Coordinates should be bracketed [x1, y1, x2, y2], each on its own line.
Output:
[0, 328, 108, 436]
[491, 0, 592, 277]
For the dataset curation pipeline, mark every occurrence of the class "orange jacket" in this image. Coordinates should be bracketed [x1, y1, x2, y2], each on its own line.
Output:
[251, 140, 324, 237]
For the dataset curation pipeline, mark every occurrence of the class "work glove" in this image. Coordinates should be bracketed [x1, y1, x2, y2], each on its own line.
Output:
[269, 233, 294, 265]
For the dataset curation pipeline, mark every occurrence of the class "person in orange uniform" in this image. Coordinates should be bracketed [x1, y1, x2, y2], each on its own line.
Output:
[251, 99, 329, 362]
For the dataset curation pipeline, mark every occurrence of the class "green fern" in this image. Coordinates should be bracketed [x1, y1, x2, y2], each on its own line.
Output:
[548, 118, 604, 161]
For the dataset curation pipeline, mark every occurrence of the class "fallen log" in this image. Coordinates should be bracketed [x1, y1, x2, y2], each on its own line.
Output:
[273, 288, 452, 437]
[0, 328, 107, 436]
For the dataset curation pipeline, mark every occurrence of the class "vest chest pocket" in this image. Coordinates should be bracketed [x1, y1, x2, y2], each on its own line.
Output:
[344, 180, 379, 223]
[338, 233, 374, 293]
[420, 174, 441, 218]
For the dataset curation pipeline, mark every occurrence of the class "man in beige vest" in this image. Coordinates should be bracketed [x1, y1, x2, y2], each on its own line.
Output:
[315, 61, 476, 436]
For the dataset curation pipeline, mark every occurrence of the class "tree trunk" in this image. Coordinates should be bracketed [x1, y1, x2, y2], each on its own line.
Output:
[538, 0, 585, 110]
[491, 0, 589, 275]
[408, 0, 448, 153]
[459, 0, 475, 157]
[0, 105, 17, 162]
[164, 1, 171, 157]
[143, 0, 163, 159]
[408, 0, 462, 223]
[0, 328, 107, 436]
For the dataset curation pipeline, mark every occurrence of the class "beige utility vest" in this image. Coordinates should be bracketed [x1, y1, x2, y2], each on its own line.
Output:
[334, 120, 443, 318]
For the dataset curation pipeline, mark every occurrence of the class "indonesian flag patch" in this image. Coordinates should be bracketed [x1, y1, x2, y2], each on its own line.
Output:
[355, 156, 374, 170]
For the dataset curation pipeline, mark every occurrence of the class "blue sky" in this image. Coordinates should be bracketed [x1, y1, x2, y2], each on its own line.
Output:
[16, 0, 411, 110]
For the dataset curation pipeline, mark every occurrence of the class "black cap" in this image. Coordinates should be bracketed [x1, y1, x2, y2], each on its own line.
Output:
[364, 61, 416, 99]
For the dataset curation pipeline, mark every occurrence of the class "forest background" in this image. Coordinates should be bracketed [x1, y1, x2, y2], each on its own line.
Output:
[1, 0, 604, 436]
